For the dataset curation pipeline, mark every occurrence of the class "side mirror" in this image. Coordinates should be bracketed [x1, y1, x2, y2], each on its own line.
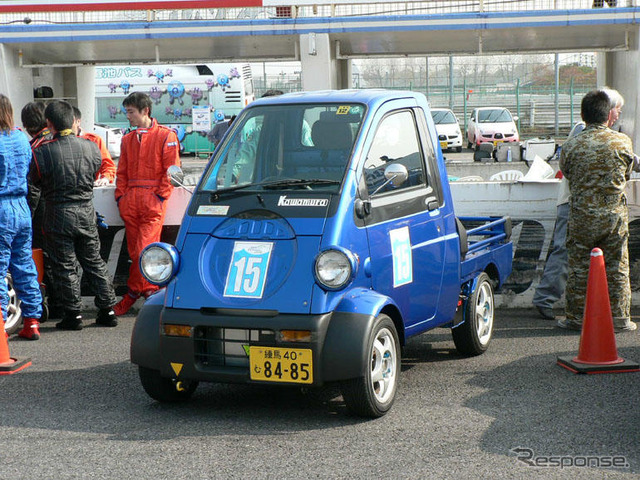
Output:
[167, 165, 185, 187]
[167, 165, 193, 194]
[384, 163, 408, 187]
[513, 116, 519, 122]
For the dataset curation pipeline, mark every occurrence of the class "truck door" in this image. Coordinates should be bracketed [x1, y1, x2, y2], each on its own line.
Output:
[360, 108, 446, 328]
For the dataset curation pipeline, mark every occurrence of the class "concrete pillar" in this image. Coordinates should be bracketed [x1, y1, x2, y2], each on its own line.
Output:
[76, 66, 96, 132]
[300, 33, 350, 91]
[597, 26, 640, 149]
[0, 44, 34, 127]
[337, 58, 352, 89]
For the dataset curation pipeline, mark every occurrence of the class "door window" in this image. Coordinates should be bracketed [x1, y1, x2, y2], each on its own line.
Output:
[363, 110, 426, 196]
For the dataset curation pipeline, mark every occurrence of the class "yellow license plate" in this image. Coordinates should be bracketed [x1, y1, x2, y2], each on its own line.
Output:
[249, 346, 313, 384]
[439, 141, 448, 150]
[493, 140, 503, 147]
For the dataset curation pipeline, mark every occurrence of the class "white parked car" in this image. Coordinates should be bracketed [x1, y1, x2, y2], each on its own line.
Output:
[466, 107, 519, 150]
[93, 123, 123, 159]
[430, 108, 463, 153]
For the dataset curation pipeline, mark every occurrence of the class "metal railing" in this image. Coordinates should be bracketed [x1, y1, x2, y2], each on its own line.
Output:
[0, 1, 634, 25]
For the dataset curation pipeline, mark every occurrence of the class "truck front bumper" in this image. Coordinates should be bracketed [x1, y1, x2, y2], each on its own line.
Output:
[131, 304, 376, 386]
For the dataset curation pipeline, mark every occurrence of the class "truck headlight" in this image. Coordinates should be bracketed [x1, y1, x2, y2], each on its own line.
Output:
[314, 248, 356, 290]
[140, 243, 180, 286]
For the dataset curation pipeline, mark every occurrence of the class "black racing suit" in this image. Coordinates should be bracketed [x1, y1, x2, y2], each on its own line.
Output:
[30, 131, 116, 314]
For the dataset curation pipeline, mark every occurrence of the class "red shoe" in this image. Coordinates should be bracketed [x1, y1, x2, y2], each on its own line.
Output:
[18, 318, 41, 340]
[113, 293, 138, 316]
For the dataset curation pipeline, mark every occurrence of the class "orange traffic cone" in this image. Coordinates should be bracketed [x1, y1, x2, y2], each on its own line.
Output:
[558, 248, 639, 374]
[0, 311, 32, 375]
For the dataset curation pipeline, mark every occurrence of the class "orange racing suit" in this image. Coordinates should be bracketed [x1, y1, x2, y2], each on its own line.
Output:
[80, 131, 116, 182]
[115, 119, 180, 296]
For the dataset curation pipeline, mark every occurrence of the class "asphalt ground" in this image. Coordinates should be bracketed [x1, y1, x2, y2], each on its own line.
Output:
[2, 306, 639, 479]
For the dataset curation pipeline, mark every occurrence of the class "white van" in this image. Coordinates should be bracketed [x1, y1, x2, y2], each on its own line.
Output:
[94, 63, 254, 154]
[93, 123, 123, 159]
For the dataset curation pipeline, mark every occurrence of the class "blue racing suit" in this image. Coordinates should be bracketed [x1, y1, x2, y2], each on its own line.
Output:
[0, 127, 42, 321]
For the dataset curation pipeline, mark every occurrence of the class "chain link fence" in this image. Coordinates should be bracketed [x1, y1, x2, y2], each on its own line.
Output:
[253, 76, 589, 137]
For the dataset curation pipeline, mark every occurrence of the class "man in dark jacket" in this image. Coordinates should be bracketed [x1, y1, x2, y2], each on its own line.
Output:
[20, 101, 63, 318]
[21, 101, 52, 246]
[30, 101, 118, 330]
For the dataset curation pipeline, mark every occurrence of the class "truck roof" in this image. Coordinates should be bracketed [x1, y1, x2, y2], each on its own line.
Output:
[251, 89, 427, 109]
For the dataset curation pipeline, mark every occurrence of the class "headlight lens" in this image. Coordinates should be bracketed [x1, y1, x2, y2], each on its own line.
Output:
[140, 243, 179, 286]
[314, 249, 353, 290]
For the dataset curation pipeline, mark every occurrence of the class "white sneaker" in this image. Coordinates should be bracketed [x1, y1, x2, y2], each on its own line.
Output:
[614, 321, 637, 333]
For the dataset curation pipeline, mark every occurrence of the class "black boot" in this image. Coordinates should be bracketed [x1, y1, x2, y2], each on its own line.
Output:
[96, 308, 118, 327]
[56, 311, 83, 331]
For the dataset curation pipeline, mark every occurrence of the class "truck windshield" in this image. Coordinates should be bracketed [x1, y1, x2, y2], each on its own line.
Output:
[199, 103, 364, 192]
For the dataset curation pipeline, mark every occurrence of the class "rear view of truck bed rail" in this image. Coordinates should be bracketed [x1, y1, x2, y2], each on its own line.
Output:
[460, 216, 512, 254]
[458, 216, 513, 286]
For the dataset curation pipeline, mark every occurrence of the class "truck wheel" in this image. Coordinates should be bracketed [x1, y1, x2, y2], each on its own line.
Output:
[138, 366, 198, 403]
[4, 274, 23, 334]
[341, 314, 400, 418]
[456, 146, 462, 153]
[452, 272, 494, 356]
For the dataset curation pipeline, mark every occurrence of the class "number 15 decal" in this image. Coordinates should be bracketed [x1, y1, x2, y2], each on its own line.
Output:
[224, 242, 273, 298]
[390, 226, 413, 287]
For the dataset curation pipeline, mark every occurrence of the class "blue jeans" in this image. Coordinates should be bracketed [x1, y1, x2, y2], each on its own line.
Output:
[0, 196, 42, 320]
[533, 202, 568, 309]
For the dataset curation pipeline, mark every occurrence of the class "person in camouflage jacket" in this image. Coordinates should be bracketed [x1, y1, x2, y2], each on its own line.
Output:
[559, 89, 636, 332]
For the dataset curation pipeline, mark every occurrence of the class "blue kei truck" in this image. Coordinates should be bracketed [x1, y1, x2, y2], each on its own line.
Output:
[131, 90, 513, 418]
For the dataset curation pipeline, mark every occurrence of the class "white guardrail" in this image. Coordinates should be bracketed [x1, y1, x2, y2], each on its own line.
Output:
[91, 176, 640, 308]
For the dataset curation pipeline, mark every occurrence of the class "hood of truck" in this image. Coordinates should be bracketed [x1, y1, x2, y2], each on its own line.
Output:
[172, 206, 329, 314]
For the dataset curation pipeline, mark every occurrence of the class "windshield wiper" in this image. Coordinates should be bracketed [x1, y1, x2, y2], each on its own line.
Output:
[211, 178, 296, 195]
[261, 178, 341, 189]
[210, 181, 262, 195]
[209, 178, 340, 198]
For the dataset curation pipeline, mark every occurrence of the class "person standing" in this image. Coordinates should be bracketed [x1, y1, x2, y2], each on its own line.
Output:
[532, 176, 570, 320]
[20, 101, 63, 319]
[559, 90, 636, 333]
[21, 101, 52, 239]
[207, 117, 231, 147]
[533, 88, 627, 320]
[31, 100, 118, 330]
[113, 92, 180, 315]
[21, 102, 52, 151]
[72, 106, 116, 186]
[0, 94, 43, 340]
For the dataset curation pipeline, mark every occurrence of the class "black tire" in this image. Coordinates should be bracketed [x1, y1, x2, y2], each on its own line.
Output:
[341, 314, 400, 418]
[456, 146, 463, 153]
[139, 366, 198, 403]
[39, 285, 49, 323]
[39, 301, 49, 324]
[4, 274, 23, 334]
[452, 272, 494, 356]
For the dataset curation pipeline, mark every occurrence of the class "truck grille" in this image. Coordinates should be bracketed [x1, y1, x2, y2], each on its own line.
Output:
[194, 327, 275, 368]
